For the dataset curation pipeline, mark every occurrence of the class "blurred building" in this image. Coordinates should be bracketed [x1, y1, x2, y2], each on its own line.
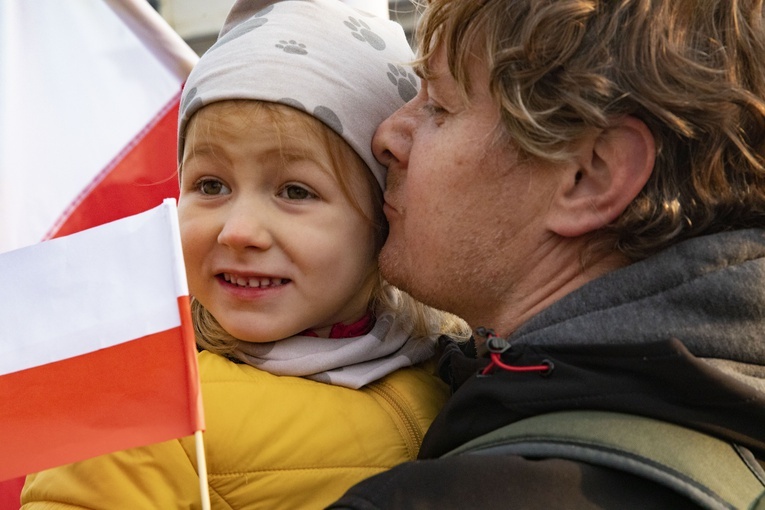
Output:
[155, 0, 419, 55]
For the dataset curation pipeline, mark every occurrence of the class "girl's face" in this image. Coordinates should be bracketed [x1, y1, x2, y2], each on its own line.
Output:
[178, 102, 379, 342]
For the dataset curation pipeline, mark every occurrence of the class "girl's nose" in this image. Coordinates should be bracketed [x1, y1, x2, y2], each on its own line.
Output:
[217, 201, 273, 251]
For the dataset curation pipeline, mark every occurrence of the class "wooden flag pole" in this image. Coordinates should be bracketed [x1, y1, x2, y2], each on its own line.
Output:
[195, 430, 211, 510]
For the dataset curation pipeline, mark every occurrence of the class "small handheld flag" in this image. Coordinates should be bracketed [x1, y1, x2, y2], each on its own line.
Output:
[0, 200, 204, 484]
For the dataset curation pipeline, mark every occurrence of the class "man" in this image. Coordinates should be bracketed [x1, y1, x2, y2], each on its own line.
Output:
[329, 0, 765, 508]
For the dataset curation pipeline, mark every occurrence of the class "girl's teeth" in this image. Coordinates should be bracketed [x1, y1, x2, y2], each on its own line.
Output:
[223, 273, 284, 288]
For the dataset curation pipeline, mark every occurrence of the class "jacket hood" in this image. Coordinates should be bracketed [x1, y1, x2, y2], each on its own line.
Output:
[514, 229, 765, 369]
[421, 229, 765, 458]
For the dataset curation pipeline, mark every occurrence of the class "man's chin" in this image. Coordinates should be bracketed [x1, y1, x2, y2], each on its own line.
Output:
[379, 245, 434, 306]
[379, 242, 427, 301]
[378, 242, 406, 288]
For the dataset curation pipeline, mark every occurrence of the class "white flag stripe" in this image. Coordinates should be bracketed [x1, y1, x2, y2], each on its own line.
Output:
[0, 201, 184, 377]
[166, 197, 191, 298]
[0, 0, 181, 254]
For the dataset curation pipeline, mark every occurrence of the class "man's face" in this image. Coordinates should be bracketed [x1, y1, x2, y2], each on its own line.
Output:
[372, 45, 560, 328]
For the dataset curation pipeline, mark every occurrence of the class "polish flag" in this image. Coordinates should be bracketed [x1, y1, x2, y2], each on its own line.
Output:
[0, 2, 198, 505]
[0, 200, 204, 483]
[0, 0, 198, 255]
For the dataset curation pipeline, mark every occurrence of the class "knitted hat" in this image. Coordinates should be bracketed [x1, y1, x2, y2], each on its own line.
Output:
[178, 0, 419, 189]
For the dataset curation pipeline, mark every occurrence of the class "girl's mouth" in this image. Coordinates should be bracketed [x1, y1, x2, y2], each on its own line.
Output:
[219, 273, 290, 288]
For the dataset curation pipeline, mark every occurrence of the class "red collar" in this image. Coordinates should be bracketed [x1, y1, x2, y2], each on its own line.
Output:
[300, 312, 375, 339]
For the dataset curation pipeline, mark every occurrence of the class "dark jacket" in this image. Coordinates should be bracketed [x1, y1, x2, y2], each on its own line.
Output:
[328, 229, 765, 509]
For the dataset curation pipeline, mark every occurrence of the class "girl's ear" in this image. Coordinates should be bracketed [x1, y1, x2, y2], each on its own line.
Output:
[546, 116, 655, 237]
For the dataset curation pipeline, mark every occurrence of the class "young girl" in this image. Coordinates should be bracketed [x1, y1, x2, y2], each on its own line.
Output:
[22, 1, 468, 508]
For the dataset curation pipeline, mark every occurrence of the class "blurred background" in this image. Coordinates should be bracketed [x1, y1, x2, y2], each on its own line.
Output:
[152, 0, 420, 54]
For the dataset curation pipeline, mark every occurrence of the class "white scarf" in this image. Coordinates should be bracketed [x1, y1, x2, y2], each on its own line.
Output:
[230, 312, 436, 389]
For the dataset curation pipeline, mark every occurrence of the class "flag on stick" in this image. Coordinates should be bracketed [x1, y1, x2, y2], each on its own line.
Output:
[0, 0, 199, 505]
[0, 199, 204, 482]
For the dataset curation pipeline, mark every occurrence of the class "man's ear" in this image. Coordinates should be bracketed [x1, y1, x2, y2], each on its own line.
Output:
[546, 116, 655, 237]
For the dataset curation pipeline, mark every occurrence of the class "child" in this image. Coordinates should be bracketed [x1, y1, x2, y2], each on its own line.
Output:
[22, 0, 468, 508]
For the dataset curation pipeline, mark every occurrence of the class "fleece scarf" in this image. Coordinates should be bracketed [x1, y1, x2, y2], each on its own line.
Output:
[231, 312, 437, 389]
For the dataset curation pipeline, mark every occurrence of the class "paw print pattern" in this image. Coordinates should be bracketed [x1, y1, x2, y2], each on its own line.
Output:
[276, 40, 307, 55]
[313, 106, 343, 135]
[277, 99, 344, 136]
[181, 86, 205, 120]
[181, 86, 198, 112]
[210, 16, 269, 52]
[344, 17, 385, 50]
[278, 97, 306, 111]
[387, 64, 418, 102]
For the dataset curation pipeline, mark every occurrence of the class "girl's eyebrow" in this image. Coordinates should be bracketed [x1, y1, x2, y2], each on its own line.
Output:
[278, 150, 336, 179]
[180, 143, 231, 168]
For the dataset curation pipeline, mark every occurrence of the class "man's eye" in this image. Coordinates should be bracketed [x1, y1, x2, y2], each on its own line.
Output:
[279, 184, 316, 200]
[423, 102, 447, 116]
[197, 179, 230, 195]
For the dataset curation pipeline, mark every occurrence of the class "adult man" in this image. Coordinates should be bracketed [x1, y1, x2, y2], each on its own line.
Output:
[329, 0, 765, 508]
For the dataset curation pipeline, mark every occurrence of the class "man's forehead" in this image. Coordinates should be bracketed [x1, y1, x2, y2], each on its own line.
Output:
[417, 44, 449, 78]
[420, 44, 484, 105]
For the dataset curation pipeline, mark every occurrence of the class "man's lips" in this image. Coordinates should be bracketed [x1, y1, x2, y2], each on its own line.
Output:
[218, 272, 290, 289]
[383, 197, 401, 216]
[383, 199, 406, 223]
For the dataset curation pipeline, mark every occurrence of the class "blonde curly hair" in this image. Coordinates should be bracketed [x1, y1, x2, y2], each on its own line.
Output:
[415, 0, 765, 261]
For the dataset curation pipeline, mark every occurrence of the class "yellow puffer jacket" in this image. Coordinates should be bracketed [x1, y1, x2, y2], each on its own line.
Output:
[22, 350, 449, 509]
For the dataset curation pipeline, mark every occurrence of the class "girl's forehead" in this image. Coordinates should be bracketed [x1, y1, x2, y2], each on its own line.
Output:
[188, 102, 330, 152]
[191, 102, 310, 133]
[183, 100, 375, 201]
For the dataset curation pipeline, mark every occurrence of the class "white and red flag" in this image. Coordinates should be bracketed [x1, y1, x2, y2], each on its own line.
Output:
[0, 2, 198, 505]
[0, 199, 204, 482]
[0, 0, 197, 255]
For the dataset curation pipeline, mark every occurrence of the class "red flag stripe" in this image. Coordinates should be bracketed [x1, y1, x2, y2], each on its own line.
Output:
[0, 296, 201, 482]
[44, 93, 182, 241]
[0, 478, 24, 510]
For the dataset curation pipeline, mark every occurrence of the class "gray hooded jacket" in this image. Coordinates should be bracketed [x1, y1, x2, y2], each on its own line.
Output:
[330, 228, 765, 509]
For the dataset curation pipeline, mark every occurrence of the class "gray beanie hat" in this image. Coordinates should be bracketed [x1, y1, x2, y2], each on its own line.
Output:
[178, 0, 419, 189]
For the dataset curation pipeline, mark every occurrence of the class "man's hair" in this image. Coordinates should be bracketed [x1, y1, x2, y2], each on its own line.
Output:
[416, 0, 765, 260]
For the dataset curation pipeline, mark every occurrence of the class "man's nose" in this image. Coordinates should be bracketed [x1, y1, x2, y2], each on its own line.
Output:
[372, 100, 418, 169]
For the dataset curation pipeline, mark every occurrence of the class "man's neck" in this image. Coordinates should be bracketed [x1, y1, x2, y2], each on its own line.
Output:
[467, 239, 631, 339]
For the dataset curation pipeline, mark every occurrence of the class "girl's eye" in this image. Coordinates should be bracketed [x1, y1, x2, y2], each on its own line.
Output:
[278, 184, 317, 200]
[196, 178, 230, 196]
